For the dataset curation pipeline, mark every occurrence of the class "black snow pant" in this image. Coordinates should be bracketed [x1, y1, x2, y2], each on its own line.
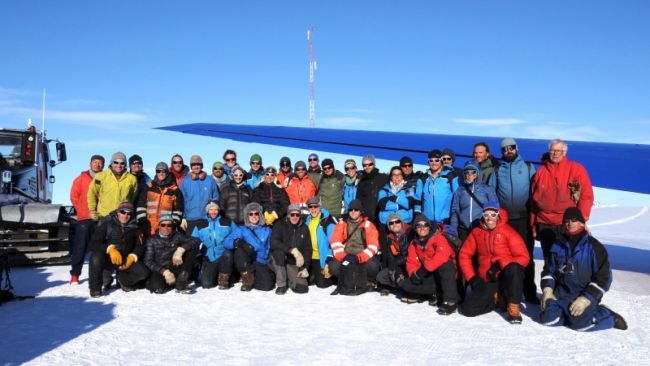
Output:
[70, 219, 96, 277]
[509, 217, 537, 299]
[309, 258, 334, 288]
[89, 251, 150, 292]
[537, 223, 563, 266]
[397, 260, 459, 302]
[233, 245, 275, 291]
[146, 249, 197, 292]
[199, 250, 234, 289]
[269, 249, 309, 293]
[378, 224, 390, 269]
[462, 262, 525, 317]
[329, 256, 380, 295]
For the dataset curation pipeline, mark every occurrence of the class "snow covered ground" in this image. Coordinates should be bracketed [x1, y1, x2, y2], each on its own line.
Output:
[1, 205, 649, 365]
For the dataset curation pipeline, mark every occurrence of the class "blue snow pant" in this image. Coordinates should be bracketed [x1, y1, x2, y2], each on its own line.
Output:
[540, 296, 615, 331]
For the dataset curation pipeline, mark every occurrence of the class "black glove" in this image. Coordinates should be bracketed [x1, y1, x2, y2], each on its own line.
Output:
[415, 266, 428, 279]
[410, 271, 423, 285]
[469, 276, 484, 290]
[487, 262, 501, 283]
[390, 196, 398, 202]
[234, 239, 245, 249]
[344, 254, 359, 264]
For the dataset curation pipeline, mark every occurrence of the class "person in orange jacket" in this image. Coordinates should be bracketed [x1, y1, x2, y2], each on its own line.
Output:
[285, 160, 317, 210]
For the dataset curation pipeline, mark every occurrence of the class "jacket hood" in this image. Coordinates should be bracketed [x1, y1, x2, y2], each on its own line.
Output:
[478, 208, 509, 231]
[243, 202, 264, 226]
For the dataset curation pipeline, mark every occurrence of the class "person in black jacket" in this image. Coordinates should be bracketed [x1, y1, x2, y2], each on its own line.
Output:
[356, 154, 389, 223]
[219, 166, 254, 225]
[269, 204, 312, 295]
[88, 202, 150, 297]
[375, 213, 413, 295]
[253, 166, 290, 226]
[144, 214, 200, 294]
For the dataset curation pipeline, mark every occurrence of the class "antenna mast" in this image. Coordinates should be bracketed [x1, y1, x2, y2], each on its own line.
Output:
[307, 27, 317, 128]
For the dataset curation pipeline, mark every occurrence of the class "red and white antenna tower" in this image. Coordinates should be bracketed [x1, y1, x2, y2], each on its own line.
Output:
[307, 27, 317, 128]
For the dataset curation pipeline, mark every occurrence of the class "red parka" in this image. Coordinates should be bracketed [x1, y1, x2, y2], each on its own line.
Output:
[330, 217, 379, 263]
[70, 171, 93, 220]
[405, 224, 456, 277]
[285, 175, 317, 205]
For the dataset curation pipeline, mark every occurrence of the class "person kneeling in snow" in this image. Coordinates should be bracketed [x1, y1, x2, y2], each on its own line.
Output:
[459, 202, 530, 324]
[192, 201, 234, 290]
[144, 214, 199, 294]
[269, 204, 312, 295]
[539, 207, 627, 331]
[88, 202, 150, 298]
[223, 202, 275, 292]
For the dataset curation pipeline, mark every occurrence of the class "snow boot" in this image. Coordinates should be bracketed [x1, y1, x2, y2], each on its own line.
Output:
[330, 288, 340, 295]
[175, 271, 190, 293]
[437, 301, 457, 315]
[380, 289, 390, 296]
[507, 303, 523, 324]
[69, 275, 79, 285]
[241, 271, 254, 292]
[217, 273, 230, 290]
[275, 286, 288, 295]
[494, 291, 506, 312]
[90, 290, 101, 298]
[428, 295, 438, 307]
[367, 280, 377, 291]
[102, 270, 114, 291]
[118, 279, 135, 292]
[401, 296, 420, 304]
[601, 305, 628, 330]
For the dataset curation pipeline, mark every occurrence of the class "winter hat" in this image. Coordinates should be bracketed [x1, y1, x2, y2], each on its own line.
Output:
[308, 153, 319, 161]
[501, 137, 517, 149]
[190, 155, 203, 165]
[344, 159, 357, 167]
[155, 162, 168, 171]
[265, 166, 277, 174]
[129, 154, 143, 165]
[483, 201, 500, 212]
[212, 161, 224, 169]
[442, 148, 456, 161]
[563, 207, 585, 223]
[250, 153, 262, 164]
[158, 214, 175, 224]
[279, 156, 291, 167]
[463, 160, 479, 172]
[90, 154, 105, 164]
[387, 212, 403, 223]
[117, 201, 134, 212]
[413, 214, 432, 226]
[348, 199, 363, 212]
[428, 149, 443, 159]
[205, 201, 220, 213]
[362, 154, 376, 165]
[111, 151, 127, 163]
[321, 158, 334, 169]
[295, 160, 307, 170]
[287, 204, 302, 213]
[399, 156, 413, 166]
[232, 165, 247, 175]
[306, 196, 321, 206]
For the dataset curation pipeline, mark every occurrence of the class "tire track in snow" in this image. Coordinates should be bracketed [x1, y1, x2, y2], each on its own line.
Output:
[590, 206, 649, 228]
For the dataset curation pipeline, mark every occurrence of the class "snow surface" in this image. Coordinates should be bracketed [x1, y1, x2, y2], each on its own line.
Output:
[1, 206, 649, 366]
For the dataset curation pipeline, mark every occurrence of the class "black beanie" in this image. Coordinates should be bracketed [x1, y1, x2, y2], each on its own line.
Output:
[563, 207, 585, 223]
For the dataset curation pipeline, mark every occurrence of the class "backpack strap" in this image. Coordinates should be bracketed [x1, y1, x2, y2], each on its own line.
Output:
[463, 185, 484, 208]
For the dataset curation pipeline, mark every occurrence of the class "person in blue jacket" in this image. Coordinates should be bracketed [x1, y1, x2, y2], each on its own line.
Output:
[539, 207, 627, 331]
[415, 149, 459, 224]
[342, 159, 360, 214]
[223, 202, 274, 291]
[246, 153, 265, 189]
[179, 155, 219, 235]
[192, 201, 234, 290]
[304, 196, 337, 288]
[449, 160, 498, 241]
[378, 166, 416, 225]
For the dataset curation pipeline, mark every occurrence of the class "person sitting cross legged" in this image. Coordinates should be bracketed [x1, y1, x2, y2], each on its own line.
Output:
[269, 204, 312, 294]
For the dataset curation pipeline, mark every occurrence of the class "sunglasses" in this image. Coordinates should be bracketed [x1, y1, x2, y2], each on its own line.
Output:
[156, 169, 167, 173]
[502, 145, 517, 152]
[429, 158, 442, 163]
[159, 223, 174, 228]
[388, 220, 402, 226]
[295, 168, 306, 172]
[280, 163, 291, 167]
[251, 161, 261, 165]
[191, 163, 202, 167]
[118, 210, 132, 215]
[322, 166, 333, 170]
[289, 213, 301, 218]
[308, 158, 318, 162]
[248, 212, 260, 217]
[464, 169, 477, 175]
[483, 212, 499, 218]
[113, 161, 125, 166]
[233, 174, 244, 178]
[415, 223, 430, 229]
[308, 205, 320, 209]
[401, 163, 413, 168]
[265, 173, 276, 177]
[362, 163, 374, 167]
[213, 167, 224, 171]
[349, 208, 361, 212]
[224, 158, 236, 162]
[172, 160, 183, 165]
[345, 166, 357, 171]
[130, 161, 142, 165]
[442, 157, 453, 162]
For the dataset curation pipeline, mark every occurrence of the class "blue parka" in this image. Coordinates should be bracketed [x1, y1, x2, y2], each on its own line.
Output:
[304, 208, 336, 268]
[342, 176, 360, 214]
[450, 179, 498, 231]
[223, 203, 271, 264]
[497, 154, 535, 220]
[180, 172, 219, 221]
[246, 168, 265, 189]
[192, 214, 233, 262]
[377, 182, 416, 224]
[415, 169, 459, 223]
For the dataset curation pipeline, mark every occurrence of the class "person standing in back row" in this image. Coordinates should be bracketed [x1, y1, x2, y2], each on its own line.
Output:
[356, 154, 388, 223]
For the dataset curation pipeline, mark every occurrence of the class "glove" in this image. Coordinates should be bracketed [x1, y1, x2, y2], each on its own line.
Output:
[162, 269, 176, 285]
[180, 219, 188, 231]
[540, 287, 557, 311]
[389, 270, 405, 285]
[486, 261, 501, 282]
[106, 245, 123, 266]
[409, 271, 423, 285]
[469, 276, 484, 291]
[118, 254, 137, 271]
[264, 211, 279, 226]
[322, 263, 332, 279]
[172, 247, 185, 266]
[569, 296, 591, 317]
[344, 254, 359, 264]
[290, 248, 304, 268]
[390, 196, 398, 202]
[89, 210, 99, 221]
[297, 268, 309, 278]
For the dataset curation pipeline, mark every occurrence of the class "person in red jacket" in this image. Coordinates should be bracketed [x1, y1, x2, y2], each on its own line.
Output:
[68, 154, 105, 284]
[530, 139, 594, 263]
[329, 199, 380, 295]
[460, 201, 530, 324]
[399, 215, 459, 315]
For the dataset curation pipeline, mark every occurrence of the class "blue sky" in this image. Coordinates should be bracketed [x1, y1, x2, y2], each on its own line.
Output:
[1, 1, 649, 205]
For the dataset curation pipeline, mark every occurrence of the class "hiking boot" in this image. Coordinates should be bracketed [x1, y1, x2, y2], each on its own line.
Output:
[367, 280, 377, 291]
[217, 273, 230, 290]
[69, 275, 80, 285]
[90, 290, 101, 298]
[275, 286, 288, 295]
[437, 301, 457, 315]
[240, 271, 254, 292]
[176, 271, 190, 292]
[102, 271, 114, 291]
[118, 279, 135, 292]
[330, 288, 340, 295]
[507, 303, 523, 324]
[601, 305, 628, 330]
[428, 295, 438, 307]
[401, 296, 419, 304]
[494, 291, 506, 312]
[380, 289, 390, 296]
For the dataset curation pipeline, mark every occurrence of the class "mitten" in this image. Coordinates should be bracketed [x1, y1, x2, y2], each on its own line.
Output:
[106, 245, 122, 266]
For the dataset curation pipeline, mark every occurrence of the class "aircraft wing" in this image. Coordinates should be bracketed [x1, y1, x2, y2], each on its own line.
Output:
[157, 123, 650, 194]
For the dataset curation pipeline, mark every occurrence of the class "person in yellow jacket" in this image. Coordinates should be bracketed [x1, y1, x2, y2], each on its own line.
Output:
[87, 152, 138, 220]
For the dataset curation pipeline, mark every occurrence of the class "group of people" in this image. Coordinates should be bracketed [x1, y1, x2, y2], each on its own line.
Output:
[68, 138, 627, 331]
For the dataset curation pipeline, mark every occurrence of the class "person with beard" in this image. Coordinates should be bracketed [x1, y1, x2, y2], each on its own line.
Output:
[69, 154, 105, 285]
[169, 154, 189, 187]
[307, 153, 322, 187]
[497, 137, 538, 304]
[87, 151, 138, 220]
[342, 159, 361, 214]
[211, 161, 230, 192]
[192, 201, 234, 290]
[179, 155, 219, 234]
[539, 207, 627, 331]
[128, 154, 152, 206]
[253, 166, 290, 226]
[472, 142, 498, 189]
[276, 156, 293, 188]
[269, 204, 312, 294]
[219, 165, 254, 225]
[246, 153, 265, 188]
[449, 161, 498, 242]
[88, 202, 150, 297]
[356, 154, 388, 223]
[318, 159, 346, 218]
[136, 162, 184, 236]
